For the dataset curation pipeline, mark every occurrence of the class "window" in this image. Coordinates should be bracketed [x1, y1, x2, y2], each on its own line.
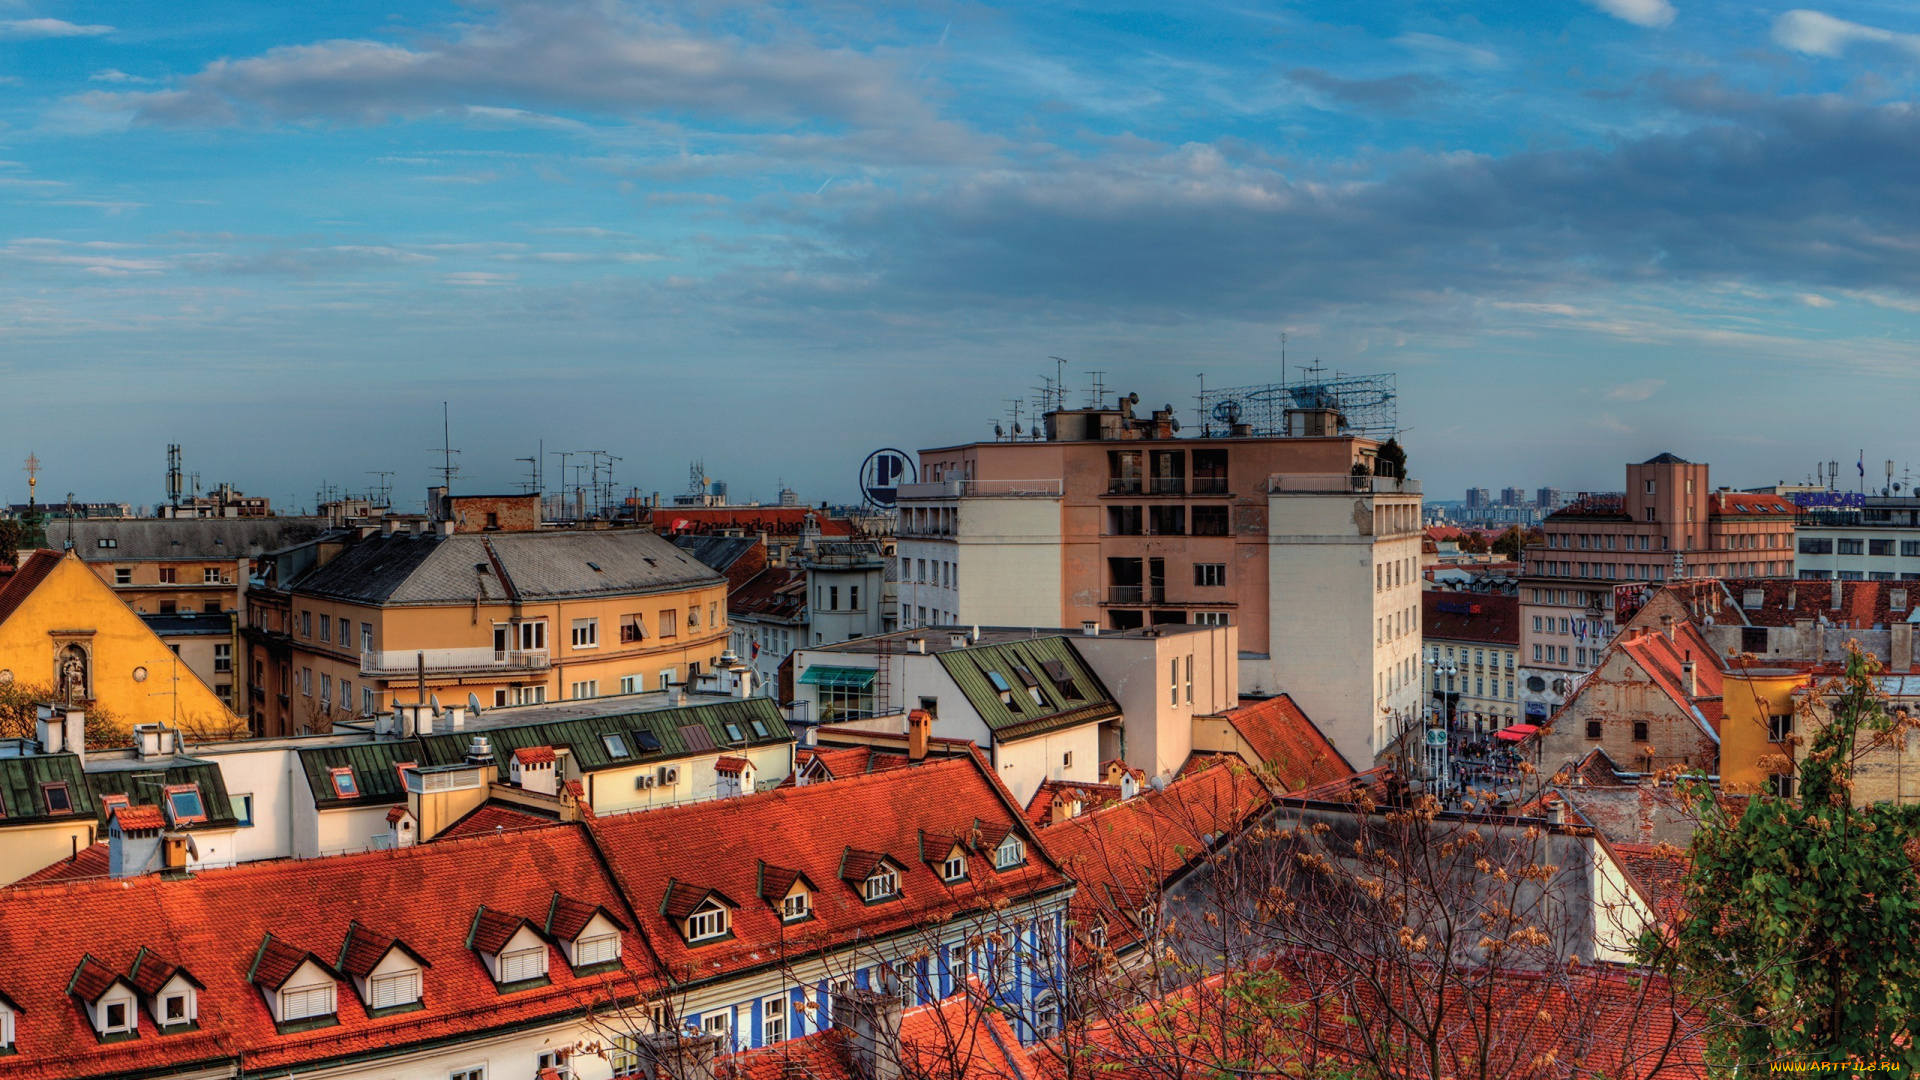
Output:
[1149, 506, 1185, 535]
[370, 971, 420, 1009]
[948, 944, 969, 988]
[1107, 506, 1143, 535]
[115, 568, 131, 585]
[1770, 773, 1796, 799]
[499, 947, 547, 983]
[163, 992, 188, 1023]
[1839, 539, 1865, 556]
[319, 616, 330, 643]
[575, 933, 621, 966]
[687, 906, 729, 942]
[319, 674, 330, 709]
[329, 767, 359, 799]
[764, 995, 788, 1043]
[572, 618, 599, 648]
[1870, 539, 1895, 557]
[701, 1012, 730, 1038]
[100, 793, 130, 819]
[1062, 750, 1073, 768]
[451, 1068, 487, 1080]
[570, 680, 598, 699]
[365, 687, 378, 714]
[301, 667, 312, 696]
[783, 891, 811, 921]
[97, 537, 118, 549]
[603, 733, 630, 758]
[864, 867, 900, 901]
[212, 642, 232, 673]
[1195, 611, 1230, 626]
[42, 782, 72, 815]
[1586, 720, 1602, 739]
[1190, 505, 1229, 536]
[517, 620, 547, 651]
[942, 855, 967, 882]
[996, 835, 1026, 870]
[1769, 713, 1794, 742]
[1194, 563, 1227, 587]
[659, 609, 678, 637]
[1169, 658, 1179, 706]
[1632, 721, 1649, 742]
[281, 984, 334, 1021]
[299, 611, 311, 637]
[160, 567, 178, 584]
[104, 1000, 130, 1032]
[362, 623, 373, 651]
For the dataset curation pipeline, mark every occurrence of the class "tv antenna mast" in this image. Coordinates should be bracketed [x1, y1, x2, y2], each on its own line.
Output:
[365, 471, 395, 509]
[429, 402, 461, 489]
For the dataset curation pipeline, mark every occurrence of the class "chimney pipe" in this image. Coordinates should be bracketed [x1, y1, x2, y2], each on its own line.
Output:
[1682, 652, 1697, 697]
[635, 1033, 722, 1080]
[1082, 621, 1100, 637]
[382, 517, 398, 537]
[907, 709, 930, 762]
[831, 988, 904, 1080]
[1660, 614, 1674, 642]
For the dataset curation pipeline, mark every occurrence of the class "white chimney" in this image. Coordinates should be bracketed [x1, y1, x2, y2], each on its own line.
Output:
[908, 637, 926, 654]
[948, 632, 967, 649]
[382, 517, 399, 537]
[1082, 621, 1100, 637]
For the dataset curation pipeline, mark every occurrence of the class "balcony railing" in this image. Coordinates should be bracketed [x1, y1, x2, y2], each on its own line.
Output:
[1150, 477, 1186, 495]
[1107, 478, 1142, 495]
[360, 647, 551, 678]
[1190, 477, 1230, 495]
[1106, 586, 1165, 604]
[898, 479, 1063, 500]
[1267, 474, 1422, 495]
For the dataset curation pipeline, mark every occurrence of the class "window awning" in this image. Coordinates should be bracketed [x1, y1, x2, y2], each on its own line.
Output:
[1493, 723, 1540, 742]
[799, 665, 877, 690]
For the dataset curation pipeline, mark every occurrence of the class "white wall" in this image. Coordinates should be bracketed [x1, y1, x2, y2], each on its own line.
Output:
[1073, 625, 1238, 780]
[951, 498, 1065, 629]
[992, 724, 1102, 807]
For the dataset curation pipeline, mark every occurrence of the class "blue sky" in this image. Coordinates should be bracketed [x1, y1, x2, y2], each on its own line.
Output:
[5, 0, 1920, 509]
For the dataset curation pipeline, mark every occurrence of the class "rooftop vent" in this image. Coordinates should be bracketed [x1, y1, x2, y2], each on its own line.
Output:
[465, 735, 494, 765]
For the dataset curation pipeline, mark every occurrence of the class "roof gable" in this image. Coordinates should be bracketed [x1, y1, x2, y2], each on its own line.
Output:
[545, 892, 627, 941]
[1214, 695, 1354, 792]
[247, 934, 334, 991]
[934, 637, 1119, 738]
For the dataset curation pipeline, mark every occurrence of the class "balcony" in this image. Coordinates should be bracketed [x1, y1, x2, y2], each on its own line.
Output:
[898, 479, 1063, 499]
[360, 647, 551, 679]
[1190, 477, 1230, 495]
[1106, 586, 1166, 605]
[1149, 477, 1185, 495]
[1107, 478, 1143, 495]
[1267, 474, 1421, 496]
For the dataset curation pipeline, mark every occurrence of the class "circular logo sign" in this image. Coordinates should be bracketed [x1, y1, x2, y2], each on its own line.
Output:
[860, 449, 916, 509]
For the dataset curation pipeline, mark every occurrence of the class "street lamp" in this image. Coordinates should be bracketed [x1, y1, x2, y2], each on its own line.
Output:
[1423, 656, 1460, 789]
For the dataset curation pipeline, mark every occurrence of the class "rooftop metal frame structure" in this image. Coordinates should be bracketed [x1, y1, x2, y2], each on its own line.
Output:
[1198, 371, 1398, 440]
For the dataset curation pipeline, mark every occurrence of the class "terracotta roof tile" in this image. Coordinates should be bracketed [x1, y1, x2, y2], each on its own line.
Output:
[12, 843, 108, 887]
[1213, 695, 1354, 791]
[512, 745, 556, 765]
[1023, 781, 1123, 827]
[714, 755, 750, 773]
[466, 907, 533, 956]
[545, 893, 623, 941]
[66, 955, 121, 1003]
[247, 934, 317, 990]
[729, 987, 1039, 1080]
[437, 802, 557, 840]
[112, 804, 166, 833]
[1612, 841, 1691, 927]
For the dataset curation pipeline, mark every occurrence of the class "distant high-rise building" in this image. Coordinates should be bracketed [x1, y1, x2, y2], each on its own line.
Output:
[1500, 487, 1525, 507]
[1464, 487, 1492, 509]
[1536, 487, 1563, 510]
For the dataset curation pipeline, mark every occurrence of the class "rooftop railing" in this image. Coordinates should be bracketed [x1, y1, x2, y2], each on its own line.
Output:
[360, 647, 551, 678]
[898, 479, 1063, 499]
[1266, 474, 1421, 495]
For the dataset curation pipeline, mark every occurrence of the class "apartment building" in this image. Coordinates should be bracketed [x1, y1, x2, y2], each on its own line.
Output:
[1793, 495, 1920, 581]
[1421, 591, 1521, 733]
[1518, 454, 1794, 721]
[894, 395, 1422, 768]
[250, 523, 729, 735]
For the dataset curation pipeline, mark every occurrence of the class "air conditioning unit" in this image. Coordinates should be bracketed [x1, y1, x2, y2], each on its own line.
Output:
[634, 774, 656, 790]
[657, 765, 681, 786]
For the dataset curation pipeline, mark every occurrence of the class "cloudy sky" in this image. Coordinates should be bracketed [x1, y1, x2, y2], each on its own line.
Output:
[3, 0, 1919, 509]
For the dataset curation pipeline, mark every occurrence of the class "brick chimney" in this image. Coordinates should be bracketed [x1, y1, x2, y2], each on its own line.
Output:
[907, 709, 930, 762]
[1681, 652, 1697, 697]
[1660, 614, 1674, 642]
[1894, 621, 1914, 674]
[831, 987, 904, 1080]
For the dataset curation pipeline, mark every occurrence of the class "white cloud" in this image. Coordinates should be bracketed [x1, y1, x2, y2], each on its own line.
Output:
[1773, 10, 1920, 59]
[88, 69, 149, 83]
[1583, 0, 1675, 29]
[1604, 377, 1666, 401]
[0, 18, 111, 39]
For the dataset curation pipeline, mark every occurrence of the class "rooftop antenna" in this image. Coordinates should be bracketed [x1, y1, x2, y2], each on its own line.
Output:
[1048, 357, 1069, 409]
[366, 470, 395, 509]
[1280, 331, 1287, 385]
[427, 401, 462, 492]
[1086, 371, 1107, 409]
[165, 445, 181, 509]
[549, 450, 574, 519]
[516, 456, 538, 494]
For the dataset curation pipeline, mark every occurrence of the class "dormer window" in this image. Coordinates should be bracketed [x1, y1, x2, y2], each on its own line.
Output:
[545, 893, 627, 971]
[42, 782, 72, 815]
[499, 946, 547, 984]
[328, 768, 358, 799]
[469, 908, 552, 990]
[995, 836, 1026, 870]
[782, 891, 811, 921]
[687, 905, 728, 942]
[100, 793, 131, 819]
[942, 855, 967, 882]
[103, 1000, 130, 1032]
[280, 984, 334, 1022]
[1088, 922, 1107, 950]
[369, 970, 420, 1010]
[864, 867, 900, 902]
[129, 947, 202, 1033]
[164, 784, 206, 825]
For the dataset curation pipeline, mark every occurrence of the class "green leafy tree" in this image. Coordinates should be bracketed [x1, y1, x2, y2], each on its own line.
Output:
[1660, 645, 1920, 1067]
[1375, 437, 1407, 480]
[0, 517, 25, 567]
[1490, 526, 1539, 560]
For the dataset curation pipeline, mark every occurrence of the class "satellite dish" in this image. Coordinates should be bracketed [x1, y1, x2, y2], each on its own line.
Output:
[1128, 392, 1140, 405]
[468, 692, 483, 715]
[994, 424, 1005, 439]
[1170, 418, 1181, 433]
[430, 693, 443, 713]
[1013, 423, 1023, 436]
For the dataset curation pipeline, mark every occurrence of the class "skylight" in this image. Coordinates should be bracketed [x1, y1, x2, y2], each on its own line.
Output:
[633, 731, 662, 753]
[167, 784, 207, 823]
[723, 723, 744, 742]
[749, 719, 770, 738]
[603, 733, 630, 758]
[985, 671, 1012, 693]
[328, 768, 358, 799]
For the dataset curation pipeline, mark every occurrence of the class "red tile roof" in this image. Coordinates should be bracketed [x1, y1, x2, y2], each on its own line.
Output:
[333, 922, 425, 980]
[1720, 577, 1911, 630]
[1037, 956, 1708, 1080]
[1024, 781, 1124, 827]
[730, 567, 807, 620]
[714, 755, 750, 773]
[12, 843, 108, 887]
[436, 802, 559, 840]
[728, 985, 1039, 1080]
[512, 745, 556, 765]
[545, 893, 623, 941]
[0, 549, 62, 626]
[1611, 841, 1692, 928]
[0, 826, 644, 1079]
[1709, 491, 1796, 518]
[112, 804, 166, 833]
[653, 507, 859, 538]
[1042, 759, 1272, 955]
[1615, 624, 1723, 738]
[66, 955, 123, 1003]
[1421, 591, 1520, 647]
[1213, 695, 1354, 791]
[586, 754, 1066, 987]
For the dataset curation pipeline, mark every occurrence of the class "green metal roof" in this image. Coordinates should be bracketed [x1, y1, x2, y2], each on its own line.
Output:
[416, 697, 791, 775]
[296, 741, 423, 809]
[798, 666, 877, 689]
[87, 760, 240, 830]
[0, 753, 94, 825]
[935, 637, 1120, 740]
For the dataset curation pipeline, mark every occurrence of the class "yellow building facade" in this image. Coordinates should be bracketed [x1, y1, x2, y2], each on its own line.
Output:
[1718, 667, 1803, 797]
[0, 549, 238, 738]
